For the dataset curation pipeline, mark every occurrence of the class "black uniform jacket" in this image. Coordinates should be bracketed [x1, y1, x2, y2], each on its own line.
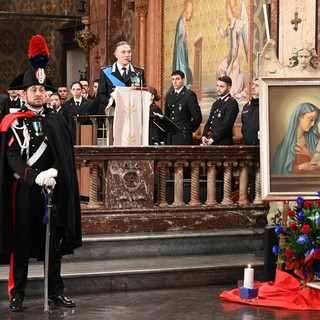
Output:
[241, 98, 259, 145]
[202, 94, 239, 145]
[97, 62, 146, 114]
[165, 86, 202, 145]
[0, 109, 82, 258]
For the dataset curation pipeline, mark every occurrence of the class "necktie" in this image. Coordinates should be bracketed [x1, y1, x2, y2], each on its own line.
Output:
[76, 101, 80, 107]
[122, 67, 127, 81]
[21, 101, 26, 109]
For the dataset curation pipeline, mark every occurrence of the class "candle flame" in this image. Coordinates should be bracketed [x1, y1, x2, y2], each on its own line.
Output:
[248, 264, 251, 268]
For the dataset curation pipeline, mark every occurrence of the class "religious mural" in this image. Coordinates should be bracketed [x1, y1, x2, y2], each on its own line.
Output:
[164, 0, 251, 120]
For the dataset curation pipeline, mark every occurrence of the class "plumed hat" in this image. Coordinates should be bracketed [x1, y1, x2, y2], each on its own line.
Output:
[8, 35, 56, 91]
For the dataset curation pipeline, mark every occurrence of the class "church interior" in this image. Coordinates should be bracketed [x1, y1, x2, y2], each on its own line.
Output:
[0, 0, 320, 319]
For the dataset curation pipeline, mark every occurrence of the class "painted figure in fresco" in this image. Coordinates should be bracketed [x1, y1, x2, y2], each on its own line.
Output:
[216, 0, 248, 100]
[259, 40, 320, 77]
[273, 102, 320, 174]
[172, 0, 194, 89]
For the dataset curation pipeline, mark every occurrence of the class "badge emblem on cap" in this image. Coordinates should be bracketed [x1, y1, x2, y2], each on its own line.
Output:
[35, 68, 46, 84]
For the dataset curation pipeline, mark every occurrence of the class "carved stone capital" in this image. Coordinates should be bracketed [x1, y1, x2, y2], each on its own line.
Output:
[135, 0, 149, 17]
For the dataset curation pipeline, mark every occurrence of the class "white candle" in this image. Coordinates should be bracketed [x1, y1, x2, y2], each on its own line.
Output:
[243, 264, 254, 289]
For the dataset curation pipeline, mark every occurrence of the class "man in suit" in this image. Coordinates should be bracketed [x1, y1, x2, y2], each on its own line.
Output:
[97, 41, 146, 114]
[201, 76, 239, 146]
[164, 70, 202, 145]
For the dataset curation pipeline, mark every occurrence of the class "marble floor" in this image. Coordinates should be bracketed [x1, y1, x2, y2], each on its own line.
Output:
[0, 285, 315, 320]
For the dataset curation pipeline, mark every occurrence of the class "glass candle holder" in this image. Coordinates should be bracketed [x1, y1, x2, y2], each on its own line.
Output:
[238, 280, 259, 301]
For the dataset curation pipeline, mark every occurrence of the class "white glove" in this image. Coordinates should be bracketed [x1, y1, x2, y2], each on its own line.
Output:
[44, 177, 56, 189]
[35, 168, 58, 187]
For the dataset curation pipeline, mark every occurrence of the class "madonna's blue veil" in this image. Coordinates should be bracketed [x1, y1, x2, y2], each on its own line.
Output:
[273, 102, 320, 174]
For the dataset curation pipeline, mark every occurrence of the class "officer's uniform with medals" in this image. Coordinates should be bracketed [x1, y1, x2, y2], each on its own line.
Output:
[202, 93, 239, 145]
[165, 86, 202, 145]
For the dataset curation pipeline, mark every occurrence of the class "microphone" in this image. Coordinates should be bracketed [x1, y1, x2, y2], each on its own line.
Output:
[51, 100, 56, 109]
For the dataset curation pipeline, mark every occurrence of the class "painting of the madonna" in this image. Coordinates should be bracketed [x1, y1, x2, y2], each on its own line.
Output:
[260, 78, 320, 200]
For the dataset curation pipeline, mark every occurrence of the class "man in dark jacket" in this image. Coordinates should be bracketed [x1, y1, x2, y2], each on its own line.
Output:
[165, 70, 202, 145]
[241, 79, 260, 145]
[201, 76, 239, 146]
[0, 67, 82, 312]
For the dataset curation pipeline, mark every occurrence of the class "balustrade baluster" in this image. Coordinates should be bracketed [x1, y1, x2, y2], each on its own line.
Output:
[172, 160, 186, 206]
[221, 162, 235, 205]
[238, 161, 250, 205]
[253, 163, 262, 204]
[189, 161, 203, 206]
[157, 161, 170, 207]
[205, 161, 220, 205]
[87, 162, 101, 208]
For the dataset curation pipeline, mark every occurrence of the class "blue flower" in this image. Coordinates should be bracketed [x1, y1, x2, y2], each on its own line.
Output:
[296, 196, 304, 204]
[274, 225, 284, 235]
[296, 211, 305, 221]
[317, 191, 320, 198]
[318, 216, 320, 224]
[272, 245, 281, 255]
[297, 234, 308, 245]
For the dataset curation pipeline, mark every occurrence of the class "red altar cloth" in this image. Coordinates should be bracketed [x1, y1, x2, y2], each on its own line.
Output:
[219, 269, 320, 310]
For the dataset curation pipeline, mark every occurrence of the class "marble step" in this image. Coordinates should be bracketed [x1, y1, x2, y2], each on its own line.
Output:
[65, 228, 265, 262]
[0, 253, 264, 298]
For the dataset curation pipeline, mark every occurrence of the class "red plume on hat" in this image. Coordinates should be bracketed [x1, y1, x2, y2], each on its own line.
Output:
[28, 35, 50, 69]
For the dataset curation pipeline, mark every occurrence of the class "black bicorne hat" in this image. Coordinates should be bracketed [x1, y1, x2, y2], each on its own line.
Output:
[8, 69, 56, 91]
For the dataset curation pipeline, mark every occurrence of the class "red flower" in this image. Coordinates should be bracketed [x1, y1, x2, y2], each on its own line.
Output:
[303, 201, 313, 209]
[317, 199, 320, 207]
[289, 222, 298, 231]
[301, 225, 311, 234]
[284, 248, 293, 258]
[288, 210, 296, 218]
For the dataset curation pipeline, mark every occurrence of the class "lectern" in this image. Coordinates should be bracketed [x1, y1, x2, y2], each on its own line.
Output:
[106, 87, 151, 146]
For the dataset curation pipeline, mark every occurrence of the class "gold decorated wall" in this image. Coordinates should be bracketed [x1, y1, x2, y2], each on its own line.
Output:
[0, 0, 80, 92]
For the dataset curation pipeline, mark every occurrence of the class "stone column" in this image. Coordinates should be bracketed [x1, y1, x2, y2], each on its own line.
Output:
[238, 161, 250, 205]
[172, 160, 187, 206]
[189, 161, 204, 206]
[87, 162, 100, 208]
[221, 161, 236, 205]
[205, 161, 221, 206]
[135, 0, 149, 68]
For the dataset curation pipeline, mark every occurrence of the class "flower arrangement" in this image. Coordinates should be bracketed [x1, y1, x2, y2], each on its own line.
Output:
[272, 193, 320, 283]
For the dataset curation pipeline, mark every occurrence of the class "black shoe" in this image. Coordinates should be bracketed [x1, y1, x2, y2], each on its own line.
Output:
[9, 298, 23, 312]
[49, 294, 76, 307]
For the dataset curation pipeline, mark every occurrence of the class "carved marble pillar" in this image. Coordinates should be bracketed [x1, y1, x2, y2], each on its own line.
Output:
[205, 161, 221, 206]
[157, 160, 171, 208]
[253, 162, 262, 204]
[189, 161, 204, 206]
[172, 160, 187, 206]
[221, 162, 236, 205]
[135, 0, 149, 69]
[87, 162, 100, 208]
[238, 161, 251, 205]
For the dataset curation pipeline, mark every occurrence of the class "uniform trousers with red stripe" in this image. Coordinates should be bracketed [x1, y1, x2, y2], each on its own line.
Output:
[9, 180, 64, 300]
